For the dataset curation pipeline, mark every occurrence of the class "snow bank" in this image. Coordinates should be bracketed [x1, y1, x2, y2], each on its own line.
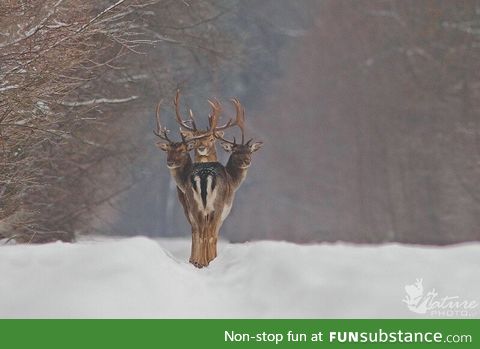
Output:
[0, 237, 478, 318]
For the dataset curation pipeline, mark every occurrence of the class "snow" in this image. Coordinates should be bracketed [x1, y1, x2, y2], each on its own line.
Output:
[0, 236, 478, 318]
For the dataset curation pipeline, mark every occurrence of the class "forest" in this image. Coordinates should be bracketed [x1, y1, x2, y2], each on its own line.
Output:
[1, 0, 480, 245]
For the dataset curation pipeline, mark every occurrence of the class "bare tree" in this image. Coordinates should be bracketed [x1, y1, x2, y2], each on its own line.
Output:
[0, 0, 238, 242]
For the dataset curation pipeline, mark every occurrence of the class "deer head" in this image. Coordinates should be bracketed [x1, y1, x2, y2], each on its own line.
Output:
[174, 90, 243, 163]
[214, 100, 262, 192]
[216, 98, 263, 168]
[154, 99, 198, 169]
[220, 139, 263, 168]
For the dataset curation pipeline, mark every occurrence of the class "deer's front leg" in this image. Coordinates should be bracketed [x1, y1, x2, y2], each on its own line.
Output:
[205, 221, 219, 263]
[189, 229, 203, 268]
[189, 221, 210, 268]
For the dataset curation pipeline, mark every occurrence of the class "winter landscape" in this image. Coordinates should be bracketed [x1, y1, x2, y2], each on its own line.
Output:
[1, 1, 480, 320]
[1, 236, 478, 318]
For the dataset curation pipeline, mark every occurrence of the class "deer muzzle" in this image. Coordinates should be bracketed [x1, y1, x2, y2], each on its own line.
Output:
[197, 146, 208, 156]
[167, 160, 181, 169]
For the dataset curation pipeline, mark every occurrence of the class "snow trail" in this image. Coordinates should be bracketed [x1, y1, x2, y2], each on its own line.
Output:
[0, 237, 478, 318]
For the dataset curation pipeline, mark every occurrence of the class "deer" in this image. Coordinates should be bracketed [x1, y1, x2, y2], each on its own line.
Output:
[156, 94, 262, 268]
[214, 98, 263, 187]
[154, 100, 203, 228]
[185, 98, 262, 267]
[154, 97, 225, 267]
[173, 90, 241, 163]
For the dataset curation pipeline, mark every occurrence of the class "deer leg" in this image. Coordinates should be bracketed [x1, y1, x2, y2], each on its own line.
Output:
[189, 219, 210, 268]
[199, 220, 211, 267]
[189, 219, 206, 268]
[190, 215, 221, 268]
[190, 236, 208, 268]
[205, 229, 217, 263]
[205, 215, 223, 264]
[189, 228, 201, 267]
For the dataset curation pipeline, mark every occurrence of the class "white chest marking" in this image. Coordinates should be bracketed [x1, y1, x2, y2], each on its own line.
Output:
[192, 176, 203, 210]
[205, 175, 217, 214]
[191, 174, 217, 216]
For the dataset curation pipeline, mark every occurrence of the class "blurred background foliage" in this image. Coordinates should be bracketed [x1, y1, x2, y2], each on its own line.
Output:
[1, 0, 480, 245]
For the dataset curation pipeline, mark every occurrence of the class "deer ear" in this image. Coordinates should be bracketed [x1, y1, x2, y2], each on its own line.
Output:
[180, 129, 193, 139]
[186, 142, 195, 151]
[250, 141, 263, 152]
[221, 142, 233, 152]
[156, 142, 169, 151]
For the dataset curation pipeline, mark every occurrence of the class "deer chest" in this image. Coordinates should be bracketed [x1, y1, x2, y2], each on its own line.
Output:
[190, 162, 224, 211]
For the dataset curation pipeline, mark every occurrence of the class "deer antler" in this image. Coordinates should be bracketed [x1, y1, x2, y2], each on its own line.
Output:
[153, 99, 173, 143]
[155, 97, 210, 145]
[174, 90, 197, 132]
[174, 91, 246, 143]
[230, 98, 246, 143]
[207, 98, 222, 130]
[213, 98, 246, 143]
[188, 109, 197, 130]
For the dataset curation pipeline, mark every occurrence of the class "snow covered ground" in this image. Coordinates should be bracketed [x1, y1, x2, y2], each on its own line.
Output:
[0, 236, 478, 318]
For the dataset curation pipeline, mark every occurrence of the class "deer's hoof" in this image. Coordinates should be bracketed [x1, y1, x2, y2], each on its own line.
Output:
[189, 259, 209, 269]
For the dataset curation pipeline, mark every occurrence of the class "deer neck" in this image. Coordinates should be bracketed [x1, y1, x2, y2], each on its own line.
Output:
[226, 155, 249, 189]
[169, 156, 193, 192]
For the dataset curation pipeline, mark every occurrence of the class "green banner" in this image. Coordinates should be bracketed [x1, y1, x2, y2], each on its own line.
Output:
[1, 319, 477, 348]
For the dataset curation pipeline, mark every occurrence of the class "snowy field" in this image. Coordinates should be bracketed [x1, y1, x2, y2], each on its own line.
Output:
[0, 236, 478, 318]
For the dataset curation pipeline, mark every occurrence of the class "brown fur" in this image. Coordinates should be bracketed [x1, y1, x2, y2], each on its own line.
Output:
[157, 92, 262, 268]
[185, 141, 263, 267]
[179, 130, 222, 163]
[157, 141, 225, 267]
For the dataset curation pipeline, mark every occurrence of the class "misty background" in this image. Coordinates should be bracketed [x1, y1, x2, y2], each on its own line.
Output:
[2, 0, 480, 245]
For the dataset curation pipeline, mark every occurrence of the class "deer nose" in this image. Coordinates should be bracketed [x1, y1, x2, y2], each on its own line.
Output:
[167, 160, 175, 167]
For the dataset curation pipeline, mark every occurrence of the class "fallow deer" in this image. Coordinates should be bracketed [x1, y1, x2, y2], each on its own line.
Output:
[154, 100, 200, 227]
[185, 99, 262, 267]
[216, 100, 263, 190]
[154, 98, 227, 267]
[156, 95, 262, 268]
